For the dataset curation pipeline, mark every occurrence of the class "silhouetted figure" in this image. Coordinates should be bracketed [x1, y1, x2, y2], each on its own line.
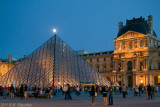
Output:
[147, 84, 152, 100]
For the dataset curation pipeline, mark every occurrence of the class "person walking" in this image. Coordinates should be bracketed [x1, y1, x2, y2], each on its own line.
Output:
[64, 84, 68, 100]
[122, 84, 127, 98]
[76, 86, 80, 96]
[90, 85, 96, 105]
[102, 86, 108, 106]
[138, 86, 142, 96]
[147, 84, 152, 100]
[3, 86, 8, 99]
[108, 83, 114, 105]
[67, 84, 72, 100]
[24, 84, 28, 99]
[10, 84, 14, 98]
[134, 85, 138, 96]
[145, 86, 148, 99]
[20, 84, 24, 100]
[141, 86, 144, 95]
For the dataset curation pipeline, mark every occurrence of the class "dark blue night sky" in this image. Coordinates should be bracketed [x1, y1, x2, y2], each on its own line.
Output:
[0, 0, 160, 59]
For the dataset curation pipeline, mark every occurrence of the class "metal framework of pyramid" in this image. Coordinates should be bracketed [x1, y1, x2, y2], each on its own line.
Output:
[0, 35, 110, 88]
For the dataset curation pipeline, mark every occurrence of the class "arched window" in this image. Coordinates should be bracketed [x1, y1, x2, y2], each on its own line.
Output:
[129, 42, 132, 49]
[127, 61, 132, 70]
[140, 40, 144, 47]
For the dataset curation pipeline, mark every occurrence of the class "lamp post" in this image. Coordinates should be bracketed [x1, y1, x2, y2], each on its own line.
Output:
[52, 28, 57, 88]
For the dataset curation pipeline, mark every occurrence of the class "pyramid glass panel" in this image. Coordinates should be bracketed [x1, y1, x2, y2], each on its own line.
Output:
[0, 35, 110, 87]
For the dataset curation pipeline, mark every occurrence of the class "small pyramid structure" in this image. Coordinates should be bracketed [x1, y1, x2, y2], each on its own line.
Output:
[0, 35, 110, 87]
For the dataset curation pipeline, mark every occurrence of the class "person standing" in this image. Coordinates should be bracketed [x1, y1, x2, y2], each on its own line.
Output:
[108, 83, 114, 105]
[145, 86, 148, 99]
[147, 84, 152, 100]
[3, 86, 8, 99]
[102, 86, 108, 106]
[64, 84, 68, 100]
[134, 85, 138, 96]
[138, 86, 142, 96]
[122, 84, 127, 98]
[67, 84, 72, 100]
[24, 84, 28, 99]
[141, 86, 144, 95]
[20, 84, 24, 100]
[90, 85, 96, 105]
[76, 86, 80, 96]
[10, 84, 14, 98]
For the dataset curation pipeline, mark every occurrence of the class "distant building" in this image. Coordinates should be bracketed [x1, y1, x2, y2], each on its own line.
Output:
[80, 16, 160, 87]
[76, 50, 89, 55]
[0, 54, 26, 77]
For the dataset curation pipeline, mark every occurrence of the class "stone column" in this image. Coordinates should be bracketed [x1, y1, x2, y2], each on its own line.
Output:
[148, 15, 153, 35]
[133, 72, 137, 88]
[145, 74, 147, 86]
[152, 74, 154, 86]
[146, 59, 149, 70]
[147, 71, 150, 85]
[121, 61, 123, 71]
[118, 22, 123, 32]
[121, 72, 126, 86]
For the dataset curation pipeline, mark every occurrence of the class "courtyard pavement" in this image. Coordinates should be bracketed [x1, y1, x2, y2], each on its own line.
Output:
[0, 91, 160, 107]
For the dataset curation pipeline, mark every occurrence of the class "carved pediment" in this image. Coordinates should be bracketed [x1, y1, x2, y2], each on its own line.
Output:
[116, 31, 147, 40]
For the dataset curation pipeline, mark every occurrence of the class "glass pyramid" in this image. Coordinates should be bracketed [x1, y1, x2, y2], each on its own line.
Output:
[0, 35, 110, 88]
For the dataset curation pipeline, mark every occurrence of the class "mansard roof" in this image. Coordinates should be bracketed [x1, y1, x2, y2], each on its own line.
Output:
[117, 17, 157, 38]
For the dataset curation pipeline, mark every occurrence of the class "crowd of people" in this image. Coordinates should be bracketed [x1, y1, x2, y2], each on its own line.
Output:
[0, 83, 160, 106]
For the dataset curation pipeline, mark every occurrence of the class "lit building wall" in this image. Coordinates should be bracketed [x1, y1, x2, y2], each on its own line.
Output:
[81, 16, 160, 87]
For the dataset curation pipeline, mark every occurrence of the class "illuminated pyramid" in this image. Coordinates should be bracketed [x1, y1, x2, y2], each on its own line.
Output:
[0, 35, 110, 87]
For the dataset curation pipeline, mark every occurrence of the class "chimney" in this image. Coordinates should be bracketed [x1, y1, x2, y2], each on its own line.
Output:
[8, 54, 12, 64]
[24, 55, 27, 59]
[148, 15, 153, 35]
[118, 22, 123, 32]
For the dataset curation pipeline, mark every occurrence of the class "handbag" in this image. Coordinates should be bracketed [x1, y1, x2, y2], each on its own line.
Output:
[95, 92, 97, 96]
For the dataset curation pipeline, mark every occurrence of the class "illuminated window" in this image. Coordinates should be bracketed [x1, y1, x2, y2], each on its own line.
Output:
[119, 64, 121, 71]
[158, 76, 160, 85]
[119, 42, 122, 50]
[140, 40, 144, 47]
[140, 62, 143, 70]
[129, 42, 132, 49]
